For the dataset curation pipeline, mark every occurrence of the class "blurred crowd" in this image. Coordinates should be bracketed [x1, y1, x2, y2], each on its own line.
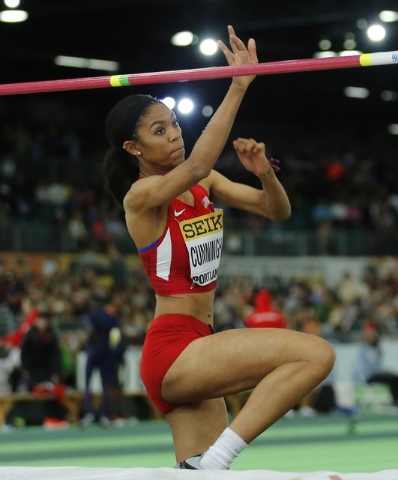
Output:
[0, 248, 397, 370]
[0, 250, 155, 425]
[0, 121, 398, 256]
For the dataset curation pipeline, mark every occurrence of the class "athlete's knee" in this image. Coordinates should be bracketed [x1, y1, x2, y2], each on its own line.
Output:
[310, 337, 335, 376]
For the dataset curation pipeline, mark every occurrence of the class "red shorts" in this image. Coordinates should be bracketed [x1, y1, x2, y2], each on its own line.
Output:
[140, 314, 213, 415]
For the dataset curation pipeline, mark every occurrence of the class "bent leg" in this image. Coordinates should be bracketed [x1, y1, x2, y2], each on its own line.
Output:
[166, 397, 228, 463]
[162, 328, 335, 445]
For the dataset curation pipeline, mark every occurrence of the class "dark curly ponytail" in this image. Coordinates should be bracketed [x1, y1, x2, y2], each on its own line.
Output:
[103, 146, 139, 206]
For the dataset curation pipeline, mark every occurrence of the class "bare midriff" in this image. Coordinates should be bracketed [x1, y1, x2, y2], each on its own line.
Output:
[154, 289, 216, 326]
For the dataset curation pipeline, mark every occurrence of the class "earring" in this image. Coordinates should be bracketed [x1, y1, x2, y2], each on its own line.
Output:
[136, 151, 141, 156]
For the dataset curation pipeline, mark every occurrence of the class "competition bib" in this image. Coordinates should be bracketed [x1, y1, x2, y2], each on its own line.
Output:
[178, 209, 223, 286]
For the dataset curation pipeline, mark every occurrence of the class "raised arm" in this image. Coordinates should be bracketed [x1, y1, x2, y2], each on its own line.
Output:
[124, 25, 258, 212]
[186, 25, 258, 177]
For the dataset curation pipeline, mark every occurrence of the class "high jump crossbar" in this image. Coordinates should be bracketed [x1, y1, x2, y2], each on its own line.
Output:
[0, 51, 397, 95]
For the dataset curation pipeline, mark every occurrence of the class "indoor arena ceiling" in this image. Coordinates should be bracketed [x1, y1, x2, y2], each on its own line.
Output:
[1, 0, 398, 136]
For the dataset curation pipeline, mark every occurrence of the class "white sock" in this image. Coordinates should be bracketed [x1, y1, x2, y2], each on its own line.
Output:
[199, 427, 248, 470]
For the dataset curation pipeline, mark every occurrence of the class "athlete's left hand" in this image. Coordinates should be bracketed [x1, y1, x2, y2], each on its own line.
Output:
[232, 137, 273, 176]
[217, 25, 258, 90]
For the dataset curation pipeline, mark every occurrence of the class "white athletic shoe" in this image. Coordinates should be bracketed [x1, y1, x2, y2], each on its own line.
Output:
[99, 416, 112, 428]
[177, 453, 204, 469]
[79, 413, 95, 429]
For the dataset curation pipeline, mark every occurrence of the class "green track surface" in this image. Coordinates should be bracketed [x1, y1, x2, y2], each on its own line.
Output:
[0, 413, 397, 472]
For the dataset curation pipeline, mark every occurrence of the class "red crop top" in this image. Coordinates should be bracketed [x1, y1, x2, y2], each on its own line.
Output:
[138, 184, 223, 296]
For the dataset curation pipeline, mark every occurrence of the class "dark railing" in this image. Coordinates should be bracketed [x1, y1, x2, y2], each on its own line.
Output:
[2, 223, 398, 256]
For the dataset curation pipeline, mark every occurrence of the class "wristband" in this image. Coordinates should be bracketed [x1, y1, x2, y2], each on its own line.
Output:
[256, 158, 281, 178]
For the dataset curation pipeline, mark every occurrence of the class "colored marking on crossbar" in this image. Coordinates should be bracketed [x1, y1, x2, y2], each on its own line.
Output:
[110, 75, 131, 87]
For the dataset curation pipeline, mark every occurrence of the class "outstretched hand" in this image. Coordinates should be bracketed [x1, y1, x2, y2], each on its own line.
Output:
[233, 137, 274, 176]
[217, 25, 258, 89]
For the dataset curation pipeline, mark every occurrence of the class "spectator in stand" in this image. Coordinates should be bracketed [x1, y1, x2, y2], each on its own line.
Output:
[245, 289, 287, 329]
[104, 208, 129, 244]
[3, 346, 23, 392]
[328, 298, 363, 339]
[20, 312, 62, 391]
[1, 270, 27, 314]
[59, 331, 80, 388]
[312, 285, 337, 327]
[1, 298, 39, 350]
[106, 243, 128, 290]
[352, 321, 398, 406]
[62, 127, 81, 160]
[88, 212, 110, 251]
[67, 210, 89, 251]
[336, 271, 369, 304]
